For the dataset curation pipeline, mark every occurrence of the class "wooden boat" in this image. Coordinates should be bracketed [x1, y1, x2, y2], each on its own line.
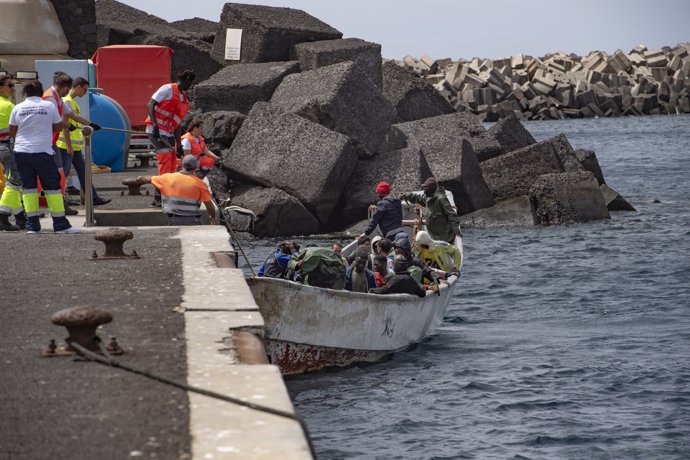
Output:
[247, 192, 463, 375]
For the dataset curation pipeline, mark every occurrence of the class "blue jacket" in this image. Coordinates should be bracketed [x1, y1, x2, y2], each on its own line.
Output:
[364, 196, 404, 238]
[258, 251, 292, 277]
[345, 265, 378, 292]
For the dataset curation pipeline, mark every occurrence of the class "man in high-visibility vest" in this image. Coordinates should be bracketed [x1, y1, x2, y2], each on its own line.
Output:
[133, 155, 216, 226]
[43, 72, 101, 214]
[144, 69, 194, 207]
[55, 77, 110, 206]
[0, 75, 24, 231]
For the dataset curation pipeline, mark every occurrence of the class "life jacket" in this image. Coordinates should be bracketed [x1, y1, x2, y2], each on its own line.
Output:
[42, 87, 64, 145]
[56, 95, 84, 151]
[181, 132, 205, 157]
[144, 83, 189, 134]
[262, 252, 288, 278]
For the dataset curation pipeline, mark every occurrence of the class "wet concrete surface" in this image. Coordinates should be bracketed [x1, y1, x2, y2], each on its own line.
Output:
[0, 228, 191, 460]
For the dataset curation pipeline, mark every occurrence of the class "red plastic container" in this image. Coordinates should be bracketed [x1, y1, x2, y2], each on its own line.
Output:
[91, 45, 173, 126]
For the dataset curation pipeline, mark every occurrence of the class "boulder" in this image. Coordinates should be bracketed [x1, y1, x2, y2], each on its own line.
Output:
[223, 103, 358, 224]
[341, 146, 432, 223]
[393, 113, 496, 214]
[230, 184, 321, 236]
[381, 61, 455, 122]
[198, 111, 246, 147]
[480, 136, 566, 200]
[574, 149, 605, 185]
[529, 171, 610, 224]
[270, 61, 395, 157]
[550, 134, 585, 173]
[192, 61, 300, 113]
[206, 166, 231, 203]
[292, 38, 383, 88]
[458, 195, 537, 227]
[135, 35, 221, 84]
[479, 114, 536, 161]
[211, 3, 342, 64]
[600, 184, 636, 211]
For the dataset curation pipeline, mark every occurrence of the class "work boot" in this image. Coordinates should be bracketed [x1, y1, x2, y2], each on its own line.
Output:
[93, 196, 111, 206]
[64, 205, 79, 216]
[14, 211, 27, 230]
[0, 214, 20, 231]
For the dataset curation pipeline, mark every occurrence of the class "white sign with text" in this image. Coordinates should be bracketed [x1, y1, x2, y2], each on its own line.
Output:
[224, 28, 242, 61]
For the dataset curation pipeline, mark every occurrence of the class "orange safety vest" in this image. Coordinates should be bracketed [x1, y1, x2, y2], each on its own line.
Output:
[150, 171, 211, 216]
[181, 132, 205, 157]
[144, 83, 189, 134]
[42, 87, 64, 145]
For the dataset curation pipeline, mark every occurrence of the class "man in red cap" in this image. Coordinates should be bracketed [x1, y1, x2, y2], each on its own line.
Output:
[401, 177, 462, 243]
[358, 180, 405, 243]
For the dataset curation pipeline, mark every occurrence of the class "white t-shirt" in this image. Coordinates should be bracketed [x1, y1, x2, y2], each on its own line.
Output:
[9, 97, 61, 154]
[145, 84, 187, 137]
[180, 135, 202, 151]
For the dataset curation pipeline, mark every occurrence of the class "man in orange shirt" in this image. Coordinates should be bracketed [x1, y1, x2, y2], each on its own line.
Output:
[134, 155, 217, 226]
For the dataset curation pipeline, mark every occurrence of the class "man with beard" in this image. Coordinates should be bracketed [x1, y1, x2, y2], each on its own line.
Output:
[400, 177, 462, 243]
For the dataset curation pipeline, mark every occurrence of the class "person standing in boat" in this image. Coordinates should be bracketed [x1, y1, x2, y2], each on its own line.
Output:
[358, 181, 406, 243]
[345, 249, 377, 293]
[369, 256, 426, 298]
[400, 177, 462, 243]
[258, 241, 299, 278]
[287, 246, 346, 290]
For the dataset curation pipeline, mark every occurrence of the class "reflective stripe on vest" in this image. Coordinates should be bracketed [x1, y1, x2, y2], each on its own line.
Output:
[181, 132, 205, 157]
[56, 95, 84, 150]
[144, 83, 190, 133]
[152, 172, 207, 216]
[0, 127, 8, 139]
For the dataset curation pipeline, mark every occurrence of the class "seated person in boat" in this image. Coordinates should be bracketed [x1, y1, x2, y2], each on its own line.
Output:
[358, 181, 407, 243]
[331, 242, 349, 266]
[400, 177, 463, 244]
[287, 246, 346, 290]
[394, 235, 447, 287]
[345, 249, 377, 293]
[258, 241, 299, 278]
[369, 256, 427, 298]
[372, 254, 394, 287]
[378, 237, 395, 271]
[413, 230, 462, 273]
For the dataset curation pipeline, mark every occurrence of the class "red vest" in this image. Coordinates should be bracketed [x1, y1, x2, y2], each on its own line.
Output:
[181, 132, 205, 157]
[43, 87, 63, 145]
[144, 83, 190, 134]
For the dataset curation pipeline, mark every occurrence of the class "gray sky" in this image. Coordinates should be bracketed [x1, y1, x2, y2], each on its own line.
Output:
[119, 0, 690, 60]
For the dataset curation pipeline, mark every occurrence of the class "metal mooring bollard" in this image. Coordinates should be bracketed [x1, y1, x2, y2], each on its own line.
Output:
[121, 177, 146, 196]
[43, 306, 123, 357]
[92, 228, 139, 259]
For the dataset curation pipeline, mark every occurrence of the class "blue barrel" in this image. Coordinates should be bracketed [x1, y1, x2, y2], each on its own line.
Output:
[88, 89, 130, 172]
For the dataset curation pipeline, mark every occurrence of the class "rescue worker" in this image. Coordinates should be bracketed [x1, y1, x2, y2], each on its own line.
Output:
[344, 249, 377, 293]
[9, 80, 79, 233]
[133, 155, 217, 226]
[43, 72, 101, 215]
[181, 118, 219, 178]
[358, 181, 406, 243]
[258, 241, 300, 278]
[369, 256, 427, 298]
[55, 77, 110, 206]
[287, 246, 347, 290]
[145, 69, 195, 207]
[401, 177, 462, 243]
[0, 75, 25, 231]
[413, 230, 462, 273]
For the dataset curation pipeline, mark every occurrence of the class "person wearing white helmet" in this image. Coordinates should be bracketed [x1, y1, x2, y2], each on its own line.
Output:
[413, 230, 462, 273]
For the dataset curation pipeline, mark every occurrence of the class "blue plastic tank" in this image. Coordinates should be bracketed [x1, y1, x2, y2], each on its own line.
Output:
[88, 89, 130, 172]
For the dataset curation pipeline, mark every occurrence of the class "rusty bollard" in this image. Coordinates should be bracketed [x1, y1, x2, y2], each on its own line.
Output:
[93, 228, 139, 259]
[51, 306, 113, 352]
[121, 177, 146, 195]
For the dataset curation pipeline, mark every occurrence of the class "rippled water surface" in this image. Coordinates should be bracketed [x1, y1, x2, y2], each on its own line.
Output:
[243, 115, 690, 459]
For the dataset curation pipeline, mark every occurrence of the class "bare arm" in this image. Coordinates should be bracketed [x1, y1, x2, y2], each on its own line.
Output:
[9, 125, 17, 138]
[203, 146, 219, 161]
[203, 200, 217, 225]
[65, 111, 91, 126]
[146, 99, 158, 126]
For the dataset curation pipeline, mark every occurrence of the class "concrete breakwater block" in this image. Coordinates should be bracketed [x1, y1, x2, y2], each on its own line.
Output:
[600, 184, 636, 211]
[479, 114, 536, 161]
[211, 2, 342, 64]
[381, 61, 455, 123]
[292, 38, 383, 89]
[193, 61, 300, 114]
[270, 61, 395, 158]
[341, 146, 432, 224]
[459, 195, 537, 227]
[134, 34, 221, 84]
[230, 184, 320, 236]
[529, 171, 611, 224]
[223, 103, 358, 224]
[197, 110, 246, 147]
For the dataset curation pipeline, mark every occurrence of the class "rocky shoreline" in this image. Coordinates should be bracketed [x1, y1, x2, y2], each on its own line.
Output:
[92, 1, 637, 237]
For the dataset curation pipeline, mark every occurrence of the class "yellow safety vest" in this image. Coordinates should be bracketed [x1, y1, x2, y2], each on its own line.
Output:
[0, 95, 14, 140]
[56, 95, 84, 151]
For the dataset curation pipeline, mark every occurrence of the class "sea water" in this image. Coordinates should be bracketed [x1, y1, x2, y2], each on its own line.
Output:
[241, 115, 690, 459]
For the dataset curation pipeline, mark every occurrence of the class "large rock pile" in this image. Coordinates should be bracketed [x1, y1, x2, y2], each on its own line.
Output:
[399, 44, 690, 121]
[96, 1, 635, 236]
